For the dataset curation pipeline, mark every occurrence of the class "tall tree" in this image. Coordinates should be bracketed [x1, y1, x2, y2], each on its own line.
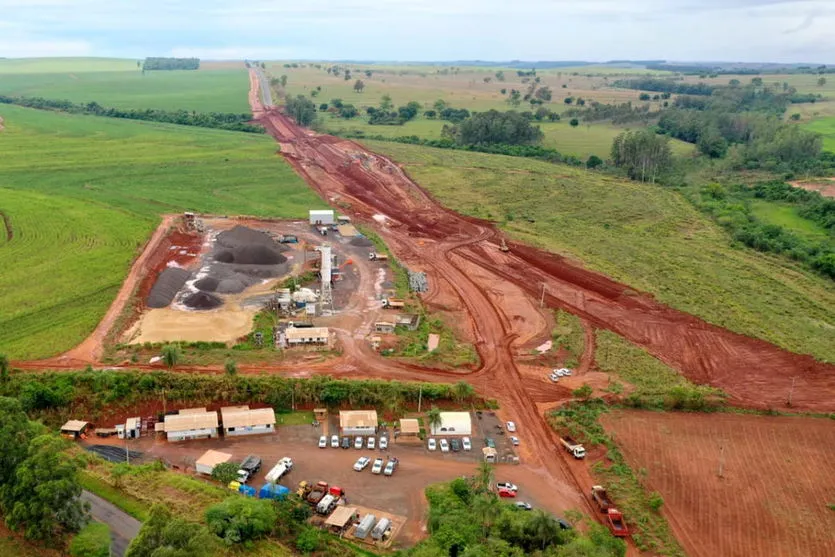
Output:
[474, 461, 494, 493]
[127, 505, 213, 557]
[353, 79, 365, 93]
[161, 344, 180, 369]
[205, 498, 277, 545]
[427, 406, 442, 432]
[0, 397, 34, 502]
[380, 94, 393, 111]
[0, 353, 9, 381]
[5, 435, 88, 542]
[526, 509, 561, 550]
[452, 381, 474, 403]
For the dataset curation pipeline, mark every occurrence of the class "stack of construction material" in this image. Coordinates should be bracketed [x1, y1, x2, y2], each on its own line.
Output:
[408, 270, 428, 292]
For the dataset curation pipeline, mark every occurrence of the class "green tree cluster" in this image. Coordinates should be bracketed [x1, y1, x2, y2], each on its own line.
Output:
[610, 129, 672, 183]
[127, 504, 214, 557]
[205, 497, 277, 545]
[285, 95, 317, 126]
[143, 57, 199, 70]
[450, 110, 544, 146]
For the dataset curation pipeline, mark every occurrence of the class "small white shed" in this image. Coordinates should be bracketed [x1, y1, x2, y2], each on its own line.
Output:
[195, 450, 232, 475]
[309, 210, 335, 225]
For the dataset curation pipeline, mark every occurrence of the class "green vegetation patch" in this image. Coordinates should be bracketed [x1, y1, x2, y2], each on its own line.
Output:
[79, 471, 150, 521]
[595, 330, 725, 410]
[363, 140, 835, 362]
[391, 315, 479, 369]
[0, 68, 250, 113]
[0, 105, 319, 359]
[552, 310, 585, 367]
[69, 522, 110, 557]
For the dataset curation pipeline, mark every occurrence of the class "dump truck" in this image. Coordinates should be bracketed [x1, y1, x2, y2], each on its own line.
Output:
[236, 455, 262, 483]
[591, 486, 614, 513]
[559, 436, 586, 459]
[296, 480, 311, 498]
[381, 298, 405, 309]
[306, 481, 329, 505]
[279, 235, 298, 244]
[606, 508, 629, 537]
[369, 252, 388, 261]
[264, 457, 293, 484]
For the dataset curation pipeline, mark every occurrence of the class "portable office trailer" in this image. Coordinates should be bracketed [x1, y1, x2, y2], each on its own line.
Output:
[163, 408, 219, 441]
[354, 514, 377, 540]
[221, 406, 276, 437]
[309, 210, 335, 225]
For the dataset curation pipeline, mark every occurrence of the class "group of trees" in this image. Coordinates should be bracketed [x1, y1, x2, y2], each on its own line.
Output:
[408, 464, 626, 556]
[285, 95, 317, 126]
[126, 505, 214, 557]
[656, 82, 824, 170]
[564, 101, 662, 124]
[611, 129, 672, 183]
[0, 95, 262, 133]
[444, 110, 544, 146]
[143, 57, 199, 71]
[612, 77, 716, 96]
[0, 397, 87, 543]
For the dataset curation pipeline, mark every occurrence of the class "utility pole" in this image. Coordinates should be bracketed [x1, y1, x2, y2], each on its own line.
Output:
[418, 386, 423, 413]
[717, 444, 724, 478]
[787, 376, 796, 407]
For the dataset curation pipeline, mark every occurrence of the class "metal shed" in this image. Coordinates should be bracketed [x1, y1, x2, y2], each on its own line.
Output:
[163, 408, 219, 442]
[60, 420, 89, 440]
[220, 406, 276, 437]
[371, 517, 392, 540]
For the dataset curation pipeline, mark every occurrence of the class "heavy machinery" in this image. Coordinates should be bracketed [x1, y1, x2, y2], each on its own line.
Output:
[559, 436, 586, 459]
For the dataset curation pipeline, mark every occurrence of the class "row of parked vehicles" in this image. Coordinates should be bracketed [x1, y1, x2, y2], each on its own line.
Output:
[548, 368, 573, 382]
[427, 436, 472, 452]
[353, 456, 399, 476]
[319, 434, 389, 450]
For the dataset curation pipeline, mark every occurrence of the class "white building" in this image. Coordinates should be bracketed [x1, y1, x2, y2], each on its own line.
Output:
[195, 450, 232, 475]
[430, 412, 472, 436]
[339, 410, 378, 436]
[285, 326, 330, 346]
[163, 408, 219, 442]
[117, 416, 141, 439]
[220, 406, 276, 437]
[309, 210, 335, 225]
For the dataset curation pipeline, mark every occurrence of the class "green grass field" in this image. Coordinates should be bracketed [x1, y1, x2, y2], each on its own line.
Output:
[0, 57, 137, 74]
[802, 117, 835, 152]
[749, 200, 832, 240]
[363, 140, 835, 362]
[0, 68, 250, 113]
[0, 105, 319, 359]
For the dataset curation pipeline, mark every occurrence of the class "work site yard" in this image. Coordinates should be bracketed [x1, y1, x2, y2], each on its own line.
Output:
[601, 411, 835, 557]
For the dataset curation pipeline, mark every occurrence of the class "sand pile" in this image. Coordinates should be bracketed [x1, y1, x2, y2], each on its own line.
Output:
[147, 268, 190, 308]
[182, 291, 222, 310]
[350, 237, 373, 247]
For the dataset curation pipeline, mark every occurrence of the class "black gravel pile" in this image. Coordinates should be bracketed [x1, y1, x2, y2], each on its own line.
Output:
[349, 237, 373, 247]
[183, 291, 223, 310]
[147, 267, 190, 308]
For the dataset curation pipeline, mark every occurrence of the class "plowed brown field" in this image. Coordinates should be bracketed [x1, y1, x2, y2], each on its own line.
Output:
[602, 411, 835, 557]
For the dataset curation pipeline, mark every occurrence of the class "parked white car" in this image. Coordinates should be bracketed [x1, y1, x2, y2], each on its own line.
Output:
[440, 439, 450, 453]
[506, 421, 517, 433]
[510, 436, 520, 446]
[353, 457, 370, 471]
[330, 435, 339, 448]
[371, 458, 384, 474]
[318, 435, 327, 448]
[379, 436, 388, 450]
[496, 482, 518, 492]
[427, 438, 437, 451]
[549, 372, 560, 382]
[354, 436, 363, 449]
[367, 436, 376, 450]
[462, 437, 472, 451]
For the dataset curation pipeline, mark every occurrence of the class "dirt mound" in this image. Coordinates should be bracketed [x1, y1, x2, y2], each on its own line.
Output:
[214, 244, 287, 265]
[193, 276, 220, 292]
[350, 237, 373, 247]
[147, 267, 191, 308]
[182, 291, 222, 310]
[217, 225, 288, 251]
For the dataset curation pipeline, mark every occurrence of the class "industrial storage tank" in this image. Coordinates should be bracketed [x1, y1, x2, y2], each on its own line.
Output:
[371, 517, 391, 540]
[354, 514, 377, 539]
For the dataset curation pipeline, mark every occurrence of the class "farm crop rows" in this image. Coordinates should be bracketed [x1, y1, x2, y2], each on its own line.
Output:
[602, 411, 835, 557]
[364, 140, 835, 362]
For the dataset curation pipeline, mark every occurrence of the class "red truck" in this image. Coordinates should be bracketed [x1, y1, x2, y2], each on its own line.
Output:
[590, 485, 614, 513]
[605, 508, 629, 538]
[306, 481, 329, 505]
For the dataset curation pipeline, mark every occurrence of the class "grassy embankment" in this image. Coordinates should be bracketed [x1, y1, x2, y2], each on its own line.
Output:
[550, 309, 585, 367]
[362, 140, 835, 362]
[0, 58, 249, 113]
[0, 105, 320, 360]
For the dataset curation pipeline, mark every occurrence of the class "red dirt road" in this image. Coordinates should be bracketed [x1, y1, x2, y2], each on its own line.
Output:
[602, 411, 835, 557]
[250, 69, 835, 413]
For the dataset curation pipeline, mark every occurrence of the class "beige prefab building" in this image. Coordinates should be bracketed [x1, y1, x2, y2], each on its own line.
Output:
[163, 408, 219, 442]
[286, 326, 330, 345]
[339, 410, 378, 436]
[195, 450, 232, 475]
[374, 321, 395, 334]
[430, 412, 472, 436]
[60, 420, 89, 440]
[325, 506, 359, 532]
[399, 418, 420, 437]
[220, 406, 276, 437]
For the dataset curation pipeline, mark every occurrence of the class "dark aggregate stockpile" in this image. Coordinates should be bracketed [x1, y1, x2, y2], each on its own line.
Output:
[349, 236, 373, 247]
[147, 267, 190, 308]
[183, 291, 222, 310]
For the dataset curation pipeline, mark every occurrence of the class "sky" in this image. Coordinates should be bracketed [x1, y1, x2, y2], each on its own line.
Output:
[1, 0, 833, 63]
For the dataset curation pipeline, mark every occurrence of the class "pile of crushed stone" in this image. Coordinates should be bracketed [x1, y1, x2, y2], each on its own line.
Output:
[182, 291, 222, 310]
[146, 267, 190, 308]
[349, 236, 373, 247]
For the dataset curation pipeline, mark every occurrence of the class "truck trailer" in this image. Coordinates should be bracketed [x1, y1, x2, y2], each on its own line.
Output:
[606, 508, 629, 538]
[237, 455, 262, 483]
[559, 436, 586, 459]
[264, 457, 293, 483]
[591, 485, 614, 513]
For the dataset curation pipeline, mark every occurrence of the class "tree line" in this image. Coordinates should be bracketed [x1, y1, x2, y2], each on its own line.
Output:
[143, 57, 199, 71]
[0, 95, 263, 133]
[612, 77, 717, 96]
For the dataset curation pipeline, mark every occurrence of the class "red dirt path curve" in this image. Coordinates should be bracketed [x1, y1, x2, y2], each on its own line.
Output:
[250, 70, 834, 413]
